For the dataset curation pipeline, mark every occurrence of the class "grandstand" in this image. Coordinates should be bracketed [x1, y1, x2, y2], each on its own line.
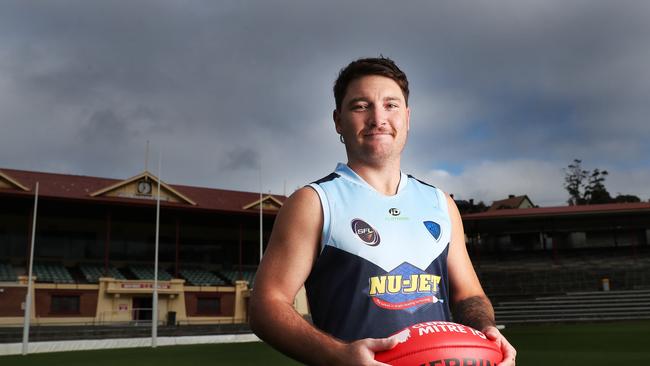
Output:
[494, 289, 650, 324]
[33, 263, 74, 284]
[465, 202, 650, 299]
[79, 264, 126, 283]
[460, 202, 650, 326]
[475, 247, 650, 300]
[0, 262, 16, 282]
[128, 265, 173, 281]
[221, 269, 256, 287]
[179, 268, 227, 286]
[0, 167, 289, 328]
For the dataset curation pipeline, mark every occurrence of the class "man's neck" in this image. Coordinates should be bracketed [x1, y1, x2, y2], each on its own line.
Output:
[347, 158, 402, 196]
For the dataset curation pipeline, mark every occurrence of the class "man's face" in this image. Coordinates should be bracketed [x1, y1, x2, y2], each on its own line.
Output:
[334, 75, 410, 165]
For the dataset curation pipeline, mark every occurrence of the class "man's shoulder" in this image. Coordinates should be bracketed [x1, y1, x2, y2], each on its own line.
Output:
[310, 172, 341, 186]
[280, 186, 322, 216]
[405, 174, 452, 206]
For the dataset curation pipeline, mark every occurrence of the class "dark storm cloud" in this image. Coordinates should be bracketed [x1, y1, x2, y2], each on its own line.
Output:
[401, 1, 650, 161]
[220, 148, 260, 172]
[1, 0, 649, 203]
[81, 110, 131, 143]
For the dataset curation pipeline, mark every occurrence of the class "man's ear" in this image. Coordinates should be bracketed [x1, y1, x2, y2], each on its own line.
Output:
[333, 109, 342, 134]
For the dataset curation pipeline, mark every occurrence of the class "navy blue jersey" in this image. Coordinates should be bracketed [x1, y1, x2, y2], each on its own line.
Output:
[305, 163, 453, 341]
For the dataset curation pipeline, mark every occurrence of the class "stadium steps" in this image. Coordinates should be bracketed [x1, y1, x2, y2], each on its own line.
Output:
[494, 289, 650, 324]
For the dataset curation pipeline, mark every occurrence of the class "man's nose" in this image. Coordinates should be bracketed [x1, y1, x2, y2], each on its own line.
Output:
[368, 106, 388, 127]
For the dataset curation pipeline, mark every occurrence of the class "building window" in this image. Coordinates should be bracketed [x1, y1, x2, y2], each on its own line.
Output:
[196, 297, 220, 315]
[50, 295, 80, 314]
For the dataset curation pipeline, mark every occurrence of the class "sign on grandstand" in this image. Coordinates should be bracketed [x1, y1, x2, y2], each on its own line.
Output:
[121, 283, 171, 290]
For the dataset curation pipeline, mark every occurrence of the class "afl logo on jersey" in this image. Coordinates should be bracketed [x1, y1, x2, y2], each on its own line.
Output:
[351, 219, 381, 246]
[388, 208, 400, 216]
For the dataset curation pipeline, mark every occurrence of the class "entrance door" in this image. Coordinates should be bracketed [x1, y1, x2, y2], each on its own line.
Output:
[132, 297, 153, 322]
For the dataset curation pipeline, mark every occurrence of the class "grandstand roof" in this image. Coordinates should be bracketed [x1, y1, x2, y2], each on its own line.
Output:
[463, 202, 650, 220]
[0, 167, 286, 214]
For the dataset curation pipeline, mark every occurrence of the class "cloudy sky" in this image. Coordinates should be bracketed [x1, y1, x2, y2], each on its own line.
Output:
[1, 0, 649, 206]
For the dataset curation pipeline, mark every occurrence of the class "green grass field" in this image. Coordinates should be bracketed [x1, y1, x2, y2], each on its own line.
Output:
[2, 321, 649, 365]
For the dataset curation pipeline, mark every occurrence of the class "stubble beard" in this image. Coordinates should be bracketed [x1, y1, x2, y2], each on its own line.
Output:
[348, 137, 406, 168]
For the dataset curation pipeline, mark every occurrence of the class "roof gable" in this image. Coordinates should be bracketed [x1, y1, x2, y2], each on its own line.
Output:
[0, 170, 30, 191]
[242, 195, 284, 211]
[89, 171, 197, 205]
[489, 195, 534, 211]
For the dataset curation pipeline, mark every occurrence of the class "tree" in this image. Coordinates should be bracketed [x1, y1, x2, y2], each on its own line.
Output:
[614, 194, 641, 203]
[563, 160, 614, 205]
[585, 168, 612, 204]
[564, 159, 588, 205]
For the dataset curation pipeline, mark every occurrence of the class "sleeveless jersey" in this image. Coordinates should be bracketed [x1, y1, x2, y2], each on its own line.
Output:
[305, 163, 452, 341]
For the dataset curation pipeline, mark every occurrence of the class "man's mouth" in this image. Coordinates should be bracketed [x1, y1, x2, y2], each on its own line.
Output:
[363, 130, 393, 136]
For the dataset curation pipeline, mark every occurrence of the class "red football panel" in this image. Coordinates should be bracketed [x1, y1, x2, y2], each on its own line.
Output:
[388, 346, 503, 366]
[375, 322, 503, 365]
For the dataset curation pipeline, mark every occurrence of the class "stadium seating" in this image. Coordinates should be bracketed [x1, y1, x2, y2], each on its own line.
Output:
[474, 247, 650, 300]
[494, 289, 650, 324]
[0, 262, 17, 282]
[128, 265, 172, 281]
[220, 269, 256, 287]
[79, 264, 126, 283]
[179, 268, 227, 286]
[33, 263, 75, 284]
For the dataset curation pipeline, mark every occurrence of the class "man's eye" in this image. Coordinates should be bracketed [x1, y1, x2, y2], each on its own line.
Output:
[352, 104, 368, 111]
[386, 103, 399, 110]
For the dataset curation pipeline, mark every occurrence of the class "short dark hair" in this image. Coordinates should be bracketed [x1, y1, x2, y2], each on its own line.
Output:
[333, 57, 409, 110]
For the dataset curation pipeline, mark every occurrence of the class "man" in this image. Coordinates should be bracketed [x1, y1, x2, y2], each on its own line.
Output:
[250, 57, 516, 365]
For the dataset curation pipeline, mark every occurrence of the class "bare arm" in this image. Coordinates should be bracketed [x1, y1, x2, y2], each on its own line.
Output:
[445, 195, 516, 365]
[249, 187, 396, 366]
[446, 194, 494, 329]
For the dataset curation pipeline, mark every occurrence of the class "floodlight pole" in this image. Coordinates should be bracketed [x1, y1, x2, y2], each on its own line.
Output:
[22, 182, 39, 355]
[152, 151, 161, 348]
[145, 140, 150, 172]
[259, 163, 263, 263]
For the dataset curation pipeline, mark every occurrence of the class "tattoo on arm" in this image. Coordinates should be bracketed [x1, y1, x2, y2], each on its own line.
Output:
[452, 295, 496, 331]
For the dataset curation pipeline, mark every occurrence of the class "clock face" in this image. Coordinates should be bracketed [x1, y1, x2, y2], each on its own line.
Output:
[137, 180, 152, 195]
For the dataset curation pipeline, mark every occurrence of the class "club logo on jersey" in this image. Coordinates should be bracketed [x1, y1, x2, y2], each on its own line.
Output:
[351, 219, 380, 246]
[385, 208, 409, 222]
[366, 262, 444, 314]
[423, 221, 442, 241]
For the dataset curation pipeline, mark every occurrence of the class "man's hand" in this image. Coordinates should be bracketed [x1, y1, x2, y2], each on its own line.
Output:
[330, 337, 399, 366]
[482, 326, 516, 366]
